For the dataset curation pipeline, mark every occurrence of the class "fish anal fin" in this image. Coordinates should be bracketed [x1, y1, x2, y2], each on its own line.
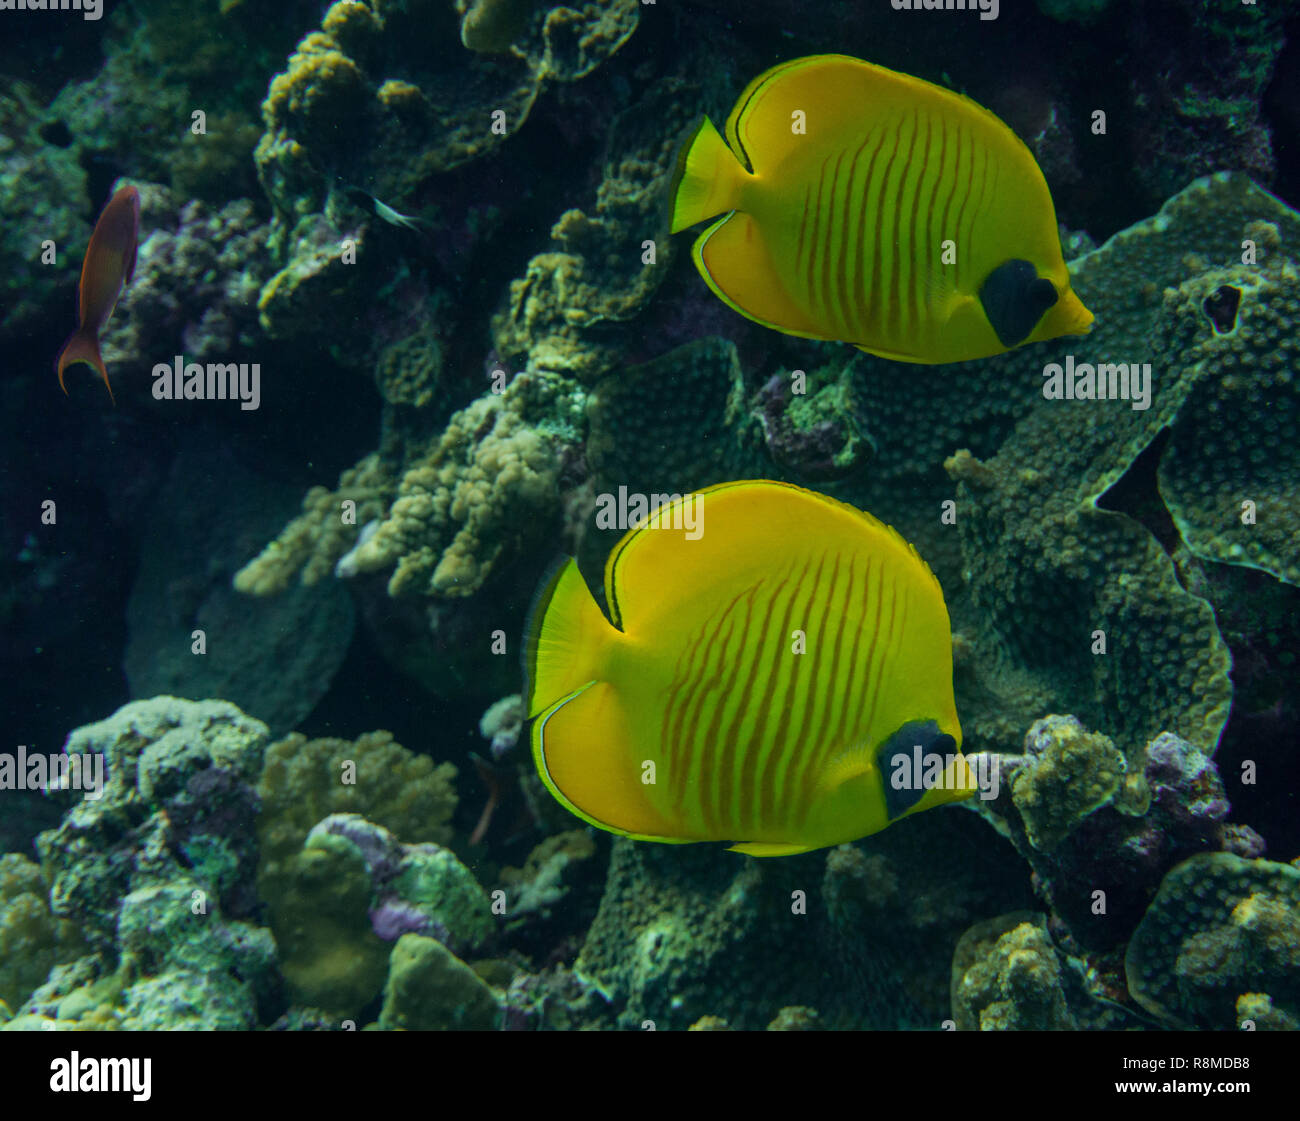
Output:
[728, 840, 813, 857]
[694, 212, 829, 342]
[531, 681, 678, 840]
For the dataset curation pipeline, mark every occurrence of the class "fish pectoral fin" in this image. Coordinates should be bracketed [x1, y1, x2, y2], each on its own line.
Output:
[727, 840, 813, 857]
[813, 741, 876, 800]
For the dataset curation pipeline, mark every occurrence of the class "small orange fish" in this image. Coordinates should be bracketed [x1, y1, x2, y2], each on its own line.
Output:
[56, 184, 141, 403]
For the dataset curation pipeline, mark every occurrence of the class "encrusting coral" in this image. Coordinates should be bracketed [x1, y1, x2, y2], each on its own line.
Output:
[946, 173, 1300, 757]
[950, 912, 1077, 1031]
[1125, 853, 1300, 1029]
[975, 716, 1264, 954]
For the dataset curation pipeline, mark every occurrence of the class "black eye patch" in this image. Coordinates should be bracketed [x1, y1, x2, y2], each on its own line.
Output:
[979, 258, 1059, 348]
[877, 720, 959, 820]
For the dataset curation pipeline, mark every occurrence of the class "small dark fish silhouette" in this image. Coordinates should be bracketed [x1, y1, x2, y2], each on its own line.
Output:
[55, 184, 141, 403]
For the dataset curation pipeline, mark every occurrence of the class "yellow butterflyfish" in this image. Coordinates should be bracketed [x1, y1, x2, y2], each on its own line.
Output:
[668, 54, 1094, 363]
[524, 480, 976, 857]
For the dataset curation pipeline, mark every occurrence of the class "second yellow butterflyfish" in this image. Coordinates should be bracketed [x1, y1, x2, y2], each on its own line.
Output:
[669, 54, 1094, 363]
[524, 480, 976, 857]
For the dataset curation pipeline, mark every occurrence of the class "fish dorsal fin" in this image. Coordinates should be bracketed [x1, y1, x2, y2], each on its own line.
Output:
[724, 55, 927, 176]
[602, 479, 944, 631]
[726, 54, 1042, 184]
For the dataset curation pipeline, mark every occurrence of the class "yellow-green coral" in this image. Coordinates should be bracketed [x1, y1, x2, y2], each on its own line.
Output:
[254, 731, 458, 1016]
[265, 830, 389, 1019]
[344, 375, 568, 597]
[374, 327, 445, 409]
[491, 78, 697, 383]
[0, 854, 81, 1012]
[257, 0, 639, 224]
[256, 730, 457, 871]
[457, 0, 536, 52]
[1010, 716, 1127, 852]
[235, 452, 395, 596]
[1125, 853, 1300, 1028]
[950, 913, 1076, 1031]
[378, 933, 500, 1030]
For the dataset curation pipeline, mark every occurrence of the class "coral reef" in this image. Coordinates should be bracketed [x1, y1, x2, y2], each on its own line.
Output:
[256, 729, 457, 873]
[950, 913, 1077, 1031]
[253, 732, 460, 1015]
[11, 697, 281, 1030]
[577, 804, 1032, 1030]
[491, 70, 703, 383]
[585, 336, 768, 504]
[1125, 853, 1300, 1029]
[343, 372, 575, 597]
[0, 82, 89, 337]
[947, 174, 1300, 757]
[234, 453, 396, 597]
[479, 694, 524, 760]
[0, 854, 81, 1015]
[99, 183, 274, 374]
[240, 370, 578, 601]
[498, 829, 602, 961]
[49, 0, 314, 202]
[255, 0, 640, 224]
[976, 716, 1265, 954]
[1124, 2, 1288, 204]
[126, 441, 354, 737]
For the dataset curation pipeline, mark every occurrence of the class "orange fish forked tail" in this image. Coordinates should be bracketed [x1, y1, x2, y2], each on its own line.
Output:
[55, 329, 115, 405]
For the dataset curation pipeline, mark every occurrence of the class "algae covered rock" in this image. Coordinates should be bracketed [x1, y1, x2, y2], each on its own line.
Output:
[256, 729, 457, 873]
[379, 932, 500, 1030]
[20, 698, 288, 1029]
[256, 0, 640, 224]
[263, 824, 389, 1020]
[975, 718, 1262, 954]
[38, 696, 271, 952]
[0, 82, 90, 338]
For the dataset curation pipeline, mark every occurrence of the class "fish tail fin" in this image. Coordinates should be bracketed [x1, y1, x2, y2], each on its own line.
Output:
[668, 116, 748, 234]
[56, 330, 114, 404]
[523, 558, 613, 718]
